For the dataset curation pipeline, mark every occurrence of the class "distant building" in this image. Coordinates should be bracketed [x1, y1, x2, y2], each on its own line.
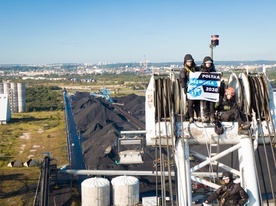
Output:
[0, 82, 26, 123]
[0, 94, 11, 124]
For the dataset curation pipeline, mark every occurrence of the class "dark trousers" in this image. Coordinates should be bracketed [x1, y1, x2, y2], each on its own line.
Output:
[220, 108, 243, 126]
[203, 101, 215, 118]
[188, 100, 200, 118]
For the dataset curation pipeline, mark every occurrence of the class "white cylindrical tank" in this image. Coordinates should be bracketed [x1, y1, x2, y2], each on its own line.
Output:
[111, 176, 139, 206]
[10, 82, 18, 113]
[3, 82, 10, 94]
[17, 83, 26, 112]
[0, 82, 3, 94]
[81, 177, 110, 206]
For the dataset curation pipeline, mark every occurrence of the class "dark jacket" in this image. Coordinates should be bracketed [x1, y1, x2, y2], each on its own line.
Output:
[200, 63, 216, 73]
[207, 182, 249, 206]
[179, 64, 199, 91]
[215, 95, 239, 111]
[200, 56, 216, 73]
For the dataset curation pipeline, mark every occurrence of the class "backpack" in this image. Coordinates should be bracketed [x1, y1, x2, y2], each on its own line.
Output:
[214, 120, 224, 135]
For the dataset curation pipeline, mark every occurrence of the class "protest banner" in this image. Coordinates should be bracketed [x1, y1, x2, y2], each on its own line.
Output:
[187, 72, 222, 102]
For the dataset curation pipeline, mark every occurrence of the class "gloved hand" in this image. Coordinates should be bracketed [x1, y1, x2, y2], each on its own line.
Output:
[215, 102, 220, 109]
[184, 87, 187, 94]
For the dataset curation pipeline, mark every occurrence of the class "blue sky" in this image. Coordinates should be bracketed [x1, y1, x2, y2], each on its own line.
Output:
[0, 0, 275, 64]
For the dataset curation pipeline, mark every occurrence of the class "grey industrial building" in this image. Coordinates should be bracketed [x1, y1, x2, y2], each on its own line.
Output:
[0, 82, 26, 124]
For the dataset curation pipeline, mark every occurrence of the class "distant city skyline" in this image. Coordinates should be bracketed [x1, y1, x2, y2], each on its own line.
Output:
[0, 0, 276, 64]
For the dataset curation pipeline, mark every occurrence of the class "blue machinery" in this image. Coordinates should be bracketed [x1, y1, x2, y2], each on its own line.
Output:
[90, 88, 114, 103]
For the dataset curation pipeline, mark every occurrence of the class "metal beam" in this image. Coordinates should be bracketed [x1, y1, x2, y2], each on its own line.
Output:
[61, 169, 222, 177]
[190, 143, 242, 172]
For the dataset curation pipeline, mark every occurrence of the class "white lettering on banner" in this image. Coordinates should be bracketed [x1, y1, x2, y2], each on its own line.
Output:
[201, 74, 220, 79]
[187, 72, 221, 102]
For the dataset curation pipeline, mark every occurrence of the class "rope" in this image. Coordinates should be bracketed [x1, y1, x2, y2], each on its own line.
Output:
[260, 75, 276, 171]
[159, 78, 167, 206]
[251, 76, 275, 204]
[163, 78, 174, 205]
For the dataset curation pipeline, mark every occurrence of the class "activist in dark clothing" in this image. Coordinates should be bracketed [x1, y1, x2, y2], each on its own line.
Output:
[205, 171, 249, 206]
[200, 56, 216, 123]
[179, 54, 201, 123]
[215, 87, 250, 133]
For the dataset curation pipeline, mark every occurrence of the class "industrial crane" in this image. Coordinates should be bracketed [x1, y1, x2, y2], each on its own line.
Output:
[145, 68, 276, 205]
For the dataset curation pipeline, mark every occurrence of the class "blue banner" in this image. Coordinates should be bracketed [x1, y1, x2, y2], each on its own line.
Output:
[187, 72, 222, 102]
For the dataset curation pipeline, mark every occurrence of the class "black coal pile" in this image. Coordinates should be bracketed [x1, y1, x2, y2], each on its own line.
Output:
[114, 93, 146, 123]
[71, 92, 157, 192]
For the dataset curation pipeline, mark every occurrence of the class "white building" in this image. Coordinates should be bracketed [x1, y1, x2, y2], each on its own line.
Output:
[0, 82, 26, 113]
[0, 94, 11, 124]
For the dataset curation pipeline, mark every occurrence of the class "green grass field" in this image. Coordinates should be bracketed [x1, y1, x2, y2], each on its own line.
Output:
[0, 111, 68, 206]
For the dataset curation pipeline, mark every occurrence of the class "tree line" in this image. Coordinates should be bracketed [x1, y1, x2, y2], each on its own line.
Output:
[26, 85, 64, 112]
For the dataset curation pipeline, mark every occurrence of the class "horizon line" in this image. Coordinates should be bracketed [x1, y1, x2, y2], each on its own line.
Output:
[1, 59, 276, 66]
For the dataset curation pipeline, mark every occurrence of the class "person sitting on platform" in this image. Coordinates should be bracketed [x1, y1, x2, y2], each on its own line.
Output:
[215, 87, 251, 134]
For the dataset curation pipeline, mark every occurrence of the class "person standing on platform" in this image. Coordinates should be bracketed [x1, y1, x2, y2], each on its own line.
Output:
[179, 54, 201, 123]
[200, 56, 216, 123]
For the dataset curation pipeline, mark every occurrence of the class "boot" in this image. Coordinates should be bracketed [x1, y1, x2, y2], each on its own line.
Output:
[202, 116, 210, 123]
[238, 129, 249, 135]
[196, 112, 202, 122]
[241, 122, 251, 130]
[210, 115, 215, 123]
